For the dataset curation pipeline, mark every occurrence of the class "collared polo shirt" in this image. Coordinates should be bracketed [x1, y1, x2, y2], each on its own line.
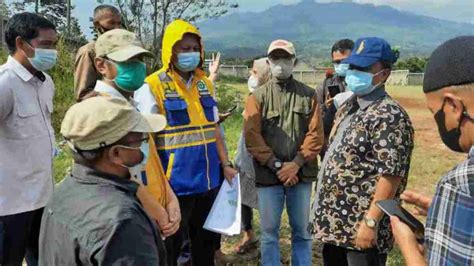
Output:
[0, 56, 55, 216]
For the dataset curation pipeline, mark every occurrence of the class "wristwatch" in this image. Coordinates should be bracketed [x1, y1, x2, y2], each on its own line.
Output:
[364, 217, 378, 229]
[273, 160, 283, 171]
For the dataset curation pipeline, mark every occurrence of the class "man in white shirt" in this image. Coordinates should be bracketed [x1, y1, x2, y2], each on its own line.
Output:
[0, 12, 58, 265]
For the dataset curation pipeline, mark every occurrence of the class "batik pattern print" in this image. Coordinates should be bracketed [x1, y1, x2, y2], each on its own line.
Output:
[313, 95, 414, 253]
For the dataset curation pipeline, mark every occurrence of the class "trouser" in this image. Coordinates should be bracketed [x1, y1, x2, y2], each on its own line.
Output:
[257, 182, 313, 266]
[242, 204, 253, 231]
[165, 188, 220, 266]
[0, 208, 44, 266]
[323, 244, 387, 266]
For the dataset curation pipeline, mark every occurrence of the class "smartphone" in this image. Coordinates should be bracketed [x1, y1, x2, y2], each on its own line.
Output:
[226, 105, 237, 113]
[328, 85, 341, 98]
[376, 199, 425, 243]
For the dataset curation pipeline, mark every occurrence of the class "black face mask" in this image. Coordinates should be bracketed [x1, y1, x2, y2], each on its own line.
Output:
[434, 98, 473, 152]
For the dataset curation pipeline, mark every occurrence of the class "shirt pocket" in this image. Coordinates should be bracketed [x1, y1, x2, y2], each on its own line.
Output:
[199, 96, 217, 122]
[293, 106, 311, 122]
[262, 110, 280, 136]
[13, 101, 42, 139]
[163, 99, 190, 126]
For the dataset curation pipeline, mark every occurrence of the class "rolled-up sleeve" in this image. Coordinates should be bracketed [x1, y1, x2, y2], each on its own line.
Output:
[292, 94, 325, 166]
[243, 94, 275, 165]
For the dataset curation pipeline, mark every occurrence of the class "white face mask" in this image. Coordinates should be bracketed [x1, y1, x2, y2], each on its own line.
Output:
[118, 142, 150, 181]
[247, 76, 259, 92]
[269, 58, 294, 80]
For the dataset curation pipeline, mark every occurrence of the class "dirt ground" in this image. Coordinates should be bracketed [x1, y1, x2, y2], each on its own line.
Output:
[217, 89, 466, 266]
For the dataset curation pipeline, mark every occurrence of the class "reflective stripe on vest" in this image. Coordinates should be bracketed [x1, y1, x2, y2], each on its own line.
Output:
[155, 126, 216, 150]
[145, 70, 222, 195]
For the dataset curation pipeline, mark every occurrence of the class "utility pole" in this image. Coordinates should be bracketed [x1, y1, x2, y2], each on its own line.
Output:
[66, 0, 71, 36]
[35, 0, 39, 13]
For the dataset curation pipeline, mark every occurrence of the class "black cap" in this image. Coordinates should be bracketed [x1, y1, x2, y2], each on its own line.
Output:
[424, 36, 474, 93]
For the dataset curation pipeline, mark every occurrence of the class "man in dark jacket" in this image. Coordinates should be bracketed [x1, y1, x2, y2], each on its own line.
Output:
[39, 97, 167, 265]
[244, 39, 324, 266]
[315, 39, 354, 145]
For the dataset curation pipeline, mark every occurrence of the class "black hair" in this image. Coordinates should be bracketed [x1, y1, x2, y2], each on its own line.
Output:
[93, 4, 120, 21]
[331, 39, 354, 57]
[5, 12, 56, 54]
[381, 60, 393, 70]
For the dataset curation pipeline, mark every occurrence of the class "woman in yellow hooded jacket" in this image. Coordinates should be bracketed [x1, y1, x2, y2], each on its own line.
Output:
[135, 19, 237, 266]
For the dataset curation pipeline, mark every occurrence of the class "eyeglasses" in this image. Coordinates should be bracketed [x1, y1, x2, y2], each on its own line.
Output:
[121, 137, 149, 148]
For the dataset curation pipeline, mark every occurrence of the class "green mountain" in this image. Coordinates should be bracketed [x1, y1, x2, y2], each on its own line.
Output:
[198, 1, 472, 62]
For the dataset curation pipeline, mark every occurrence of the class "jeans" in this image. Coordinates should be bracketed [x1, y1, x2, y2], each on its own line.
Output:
[257, 182, 312, 266]
[323, 244, 387, 266]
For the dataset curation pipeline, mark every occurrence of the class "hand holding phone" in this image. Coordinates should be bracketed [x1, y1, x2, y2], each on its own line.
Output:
[328, 85, 341, 98]
[376, 199, 425, 243]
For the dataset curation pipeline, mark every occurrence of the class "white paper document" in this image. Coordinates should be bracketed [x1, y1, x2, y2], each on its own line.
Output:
[203, 174, 241, 236]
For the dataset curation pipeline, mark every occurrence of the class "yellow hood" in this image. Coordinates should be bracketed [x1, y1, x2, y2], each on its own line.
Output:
[161, 19, 205, 72]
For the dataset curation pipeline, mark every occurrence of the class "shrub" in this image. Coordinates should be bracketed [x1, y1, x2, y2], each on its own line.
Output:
[49, 38, 76, 134]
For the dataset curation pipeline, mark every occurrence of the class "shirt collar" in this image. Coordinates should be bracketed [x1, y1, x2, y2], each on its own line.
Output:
[6, 56, 35, 82]
[94, 80, 128, 100]
[469, 146, 474, 159]
[178, 73, 194, 90]
[71, 163, 138, 194]
[356, 86, 387, 110]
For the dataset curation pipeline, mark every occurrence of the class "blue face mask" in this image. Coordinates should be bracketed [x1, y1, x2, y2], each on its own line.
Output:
[334, 63, 349, 77]
[24, 43, 58, 71]
[176, 52, 201, 72]
[345, 69, 384, 96]
[109, 60, 147, 92]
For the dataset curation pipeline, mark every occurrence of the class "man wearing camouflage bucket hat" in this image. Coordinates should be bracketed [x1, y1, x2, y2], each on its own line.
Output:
[39, 97, 167, 265]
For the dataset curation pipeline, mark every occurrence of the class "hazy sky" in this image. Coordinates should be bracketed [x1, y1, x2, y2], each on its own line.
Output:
[7, 0, 474, 39]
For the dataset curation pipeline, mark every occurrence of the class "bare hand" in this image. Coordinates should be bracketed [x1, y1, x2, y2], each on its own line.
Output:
[223, 166, 238, 185]
[277, 162, 300, 183]
[354, 222, 376, 249]
[164, 197, 181, 237]
[390, 216, 426, 265]
[325, 98, 334, 108]
[401, 190, 432, 216]
[209, 52, 221, 75]
[283, 175, 299, 187]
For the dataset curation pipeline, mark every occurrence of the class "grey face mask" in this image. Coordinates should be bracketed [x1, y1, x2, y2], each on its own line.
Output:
[269, 59, 294, 80]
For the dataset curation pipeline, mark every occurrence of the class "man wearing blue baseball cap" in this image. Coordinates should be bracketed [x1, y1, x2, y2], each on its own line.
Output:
[310, 37, 415, 265]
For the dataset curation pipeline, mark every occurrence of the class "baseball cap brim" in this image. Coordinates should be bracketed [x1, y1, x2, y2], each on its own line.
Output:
[132, 113, 167, 134]
[268, 47, 295, 56]
[107, 45, 154, 62]
[342, 54, 379, 68]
